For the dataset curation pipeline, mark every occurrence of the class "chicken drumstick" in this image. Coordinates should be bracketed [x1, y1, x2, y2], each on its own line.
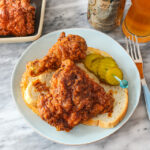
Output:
[27, 32, 87, 76]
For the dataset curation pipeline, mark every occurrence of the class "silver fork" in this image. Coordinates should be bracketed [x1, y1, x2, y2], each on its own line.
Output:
[126, 35, 150, 120]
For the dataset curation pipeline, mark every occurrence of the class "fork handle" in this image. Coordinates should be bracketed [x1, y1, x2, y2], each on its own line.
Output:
[141, 79, 150, 120]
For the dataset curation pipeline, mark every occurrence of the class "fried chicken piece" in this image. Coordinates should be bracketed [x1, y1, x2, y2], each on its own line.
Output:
[27, 32, 87, 76]
[0, 0, 35, 36]
[37, 60, 114, 131]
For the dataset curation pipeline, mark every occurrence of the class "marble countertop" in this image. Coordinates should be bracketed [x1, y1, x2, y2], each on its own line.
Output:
[0, 0, 150, 150]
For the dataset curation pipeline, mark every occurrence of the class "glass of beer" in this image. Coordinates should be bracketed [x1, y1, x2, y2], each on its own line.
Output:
[122, 0, 150, 43]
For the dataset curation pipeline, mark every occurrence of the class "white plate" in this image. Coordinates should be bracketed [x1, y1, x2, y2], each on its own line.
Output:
[12, 28, 141, 145]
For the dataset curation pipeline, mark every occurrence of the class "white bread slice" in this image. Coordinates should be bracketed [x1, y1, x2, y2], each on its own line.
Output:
[21, 47, 128, 128]
[77, 62, 128, 128]
[83, 85, 128, 128]
[20, 70, 54, 115]
[82, 47, 128, 128]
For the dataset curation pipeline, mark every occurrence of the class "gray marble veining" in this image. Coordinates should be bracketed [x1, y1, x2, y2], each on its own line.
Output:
[0, 0, 150, 150]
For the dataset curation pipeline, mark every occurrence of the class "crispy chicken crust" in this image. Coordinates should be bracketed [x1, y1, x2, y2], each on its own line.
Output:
[0, 0, 35, 36]
[27, 32, 87, 76]
[37, 60, 114, 131]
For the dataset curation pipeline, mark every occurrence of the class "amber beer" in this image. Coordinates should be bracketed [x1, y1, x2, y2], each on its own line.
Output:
[122, 0, 150, 42]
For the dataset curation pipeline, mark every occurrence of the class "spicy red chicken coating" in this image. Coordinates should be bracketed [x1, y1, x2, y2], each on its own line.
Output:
[27, 32, 87, 76]
[37, 60, 114, 131]
[0, 0, 35, 36]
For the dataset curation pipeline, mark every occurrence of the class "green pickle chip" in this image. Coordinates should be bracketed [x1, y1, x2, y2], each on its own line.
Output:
[105, 67, 123, 85]
[91, 59, 102, 75]
[84, 54, 123, 86]
[84, 54, 103, 71]
[98, 57, 117, 80]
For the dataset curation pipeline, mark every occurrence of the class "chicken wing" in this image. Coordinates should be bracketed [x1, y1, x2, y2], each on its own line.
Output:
[27, 32, 87, 76]
[0, 0, 35, 36]
[37, 60, 114, 131]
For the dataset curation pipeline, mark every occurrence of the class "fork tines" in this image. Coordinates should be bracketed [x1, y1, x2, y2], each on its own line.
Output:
[125, 35, 142, 62]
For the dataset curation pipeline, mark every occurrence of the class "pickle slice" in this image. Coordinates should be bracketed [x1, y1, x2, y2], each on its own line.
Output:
[84, 54, 103, 71]
[105, 67, 123, 85]
[91, 59, 101, 75]
[98, 57, 118, 80]
[84, 55, 123, 86]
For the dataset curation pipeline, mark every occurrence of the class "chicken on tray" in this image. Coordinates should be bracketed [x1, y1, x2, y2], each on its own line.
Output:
[0, 0, 35, 36]
[27, 32, 87, 76]
[37, 60, 114, 131]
